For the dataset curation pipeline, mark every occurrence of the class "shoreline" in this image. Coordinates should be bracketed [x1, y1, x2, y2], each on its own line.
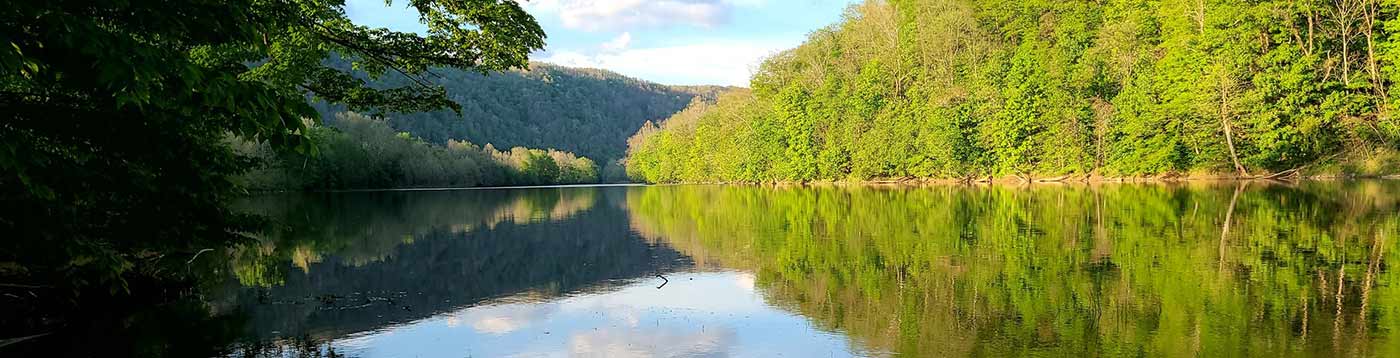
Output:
[242, 182, 643, 194]
[240, 174, 1400, 193]
[657, 173, 1400, 187]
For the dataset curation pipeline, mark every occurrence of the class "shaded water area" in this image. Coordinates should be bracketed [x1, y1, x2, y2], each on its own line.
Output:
[10, 181, 1400, 357]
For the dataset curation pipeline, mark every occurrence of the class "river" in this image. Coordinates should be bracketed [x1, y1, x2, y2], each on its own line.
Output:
[20, 181, 1400, 357]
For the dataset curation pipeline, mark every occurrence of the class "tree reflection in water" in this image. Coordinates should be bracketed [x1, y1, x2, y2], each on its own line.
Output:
[627, 182, 1400, 356]
[11, 183, 1400, 357]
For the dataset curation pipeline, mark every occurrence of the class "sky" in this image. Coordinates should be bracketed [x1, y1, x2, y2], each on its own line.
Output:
[344, 0, 860, 87]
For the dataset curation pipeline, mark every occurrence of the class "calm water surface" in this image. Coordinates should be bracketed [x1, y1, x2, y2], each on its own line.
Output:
[24, 182, 1400, 357]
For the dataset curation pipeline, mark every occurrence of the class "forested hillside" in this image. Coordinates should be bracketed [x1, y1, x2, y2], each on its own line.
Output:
[317, 61, 728, 167]
[626, 0, 1400, 183]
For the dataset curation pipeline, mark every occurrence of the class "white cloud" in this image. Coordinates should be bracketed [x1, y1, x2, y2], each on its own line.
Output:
[462, 303, 558, 334]
[734, 272, 755, 292]
[601, 32, 633, 51]
[540, 39, 793, 86]
[527, 0, 765, 31]
[568, 328, 737, 358]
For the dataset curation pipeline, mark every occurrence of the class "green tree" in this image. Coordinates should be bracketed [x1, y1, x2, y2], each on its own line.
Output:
[0, 0, 544, 324]
[521, 150, 562, 184]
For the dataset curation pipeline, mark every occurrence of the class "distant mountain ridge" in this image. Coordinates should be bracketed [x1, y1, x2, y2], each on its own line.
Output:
[316, 61, 732, 169]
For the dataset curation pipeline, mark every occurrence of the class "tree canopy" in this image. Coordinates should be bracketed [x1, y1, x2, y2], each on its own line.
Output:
[0, 0, 543, 329]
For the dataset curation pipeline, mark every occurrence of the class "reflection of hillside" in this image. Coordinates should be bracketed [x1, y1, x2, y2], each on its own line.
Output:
[231, 188, 598, 284]
[221, 187, 690, 343]
[482, 188, 598, 229]
[626, 182, 1400, 356]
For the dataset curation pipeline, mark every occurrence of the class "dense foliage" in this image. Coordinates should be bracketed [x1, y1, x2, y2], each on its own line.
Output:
[238, 113, 598, 190]
[627, 182, 1400, 355]
[316, 61, 728, 170]
[0, 0, 542, 333]
[627, 0, 1400, 183]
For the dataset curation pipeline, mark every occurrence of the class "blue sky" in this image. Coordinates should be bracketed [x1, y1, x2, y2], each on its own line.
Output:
[345, 0, 860, 87]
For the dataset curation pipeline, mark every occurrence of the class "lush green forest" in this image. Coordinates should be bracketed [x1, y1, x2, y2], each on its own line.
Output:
[315, 60, 728, 168]
[236, 113, 598, 190]
[627, 0, 1400, 183]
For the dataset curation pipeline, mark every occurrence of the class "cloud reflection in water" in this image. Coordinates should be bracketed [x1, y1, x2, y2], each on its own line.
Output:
[326, 271, 866, 357]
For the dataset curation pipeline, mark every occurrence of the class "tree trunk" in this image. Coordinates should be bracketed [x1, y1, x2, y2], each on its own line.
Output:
[1222, 116, 1247, 176]
[1338, 0, 1357, 86]
[1218, 69, 1247, 176]
[1363, 0, 1386, 99]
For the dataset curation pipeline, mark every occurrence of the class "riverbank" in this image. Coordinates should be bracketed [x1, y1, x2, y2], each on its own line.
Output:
[662, 172, 1400, 187]
[643, 150, 1400, 187]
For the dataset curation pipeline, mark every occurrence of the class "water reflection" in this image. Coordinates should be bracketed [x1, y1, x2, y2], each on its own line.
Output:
[228, 187, 604, 286]
[627, 182, 1400, 357]
[319, 272, 861, 357]
[8, 182, 1400, 357]
[212, 186, 863, 357]
[220, 187, 691, 346]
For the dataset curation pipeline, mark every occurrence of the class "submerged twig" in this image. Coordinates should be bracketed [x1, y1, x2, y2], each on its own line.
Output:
[0, 332, 53, 349]
[0, 283, 49, 289]
[186, 248, 214, 266]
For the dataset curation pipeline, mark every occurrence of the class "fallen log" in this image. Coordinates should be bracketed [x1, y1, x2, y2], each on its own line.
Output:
[1260, 168, 1302, 180]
